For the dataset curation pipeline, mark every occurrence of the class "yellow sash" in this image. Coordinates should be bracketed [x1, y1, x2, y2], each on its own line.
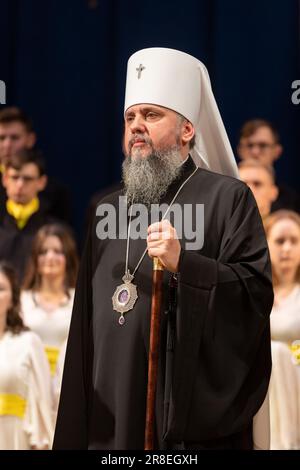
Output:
[290, 342, 300, 365]
[6, 197, 40, 229]
[0, 393, 27, 419]
[44, 346, 60, 376]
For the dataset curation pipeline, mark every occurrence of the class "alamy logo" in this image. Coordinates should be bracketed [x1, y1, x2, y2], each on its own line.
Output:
[0, 80, 6, 104]
[95, 196, 205, 251]
[291, 80, 300, 105]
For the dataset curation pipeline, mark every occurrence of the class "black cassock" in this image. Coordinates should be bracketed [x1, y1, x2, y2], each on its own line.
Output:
[53, 157, 273, 450]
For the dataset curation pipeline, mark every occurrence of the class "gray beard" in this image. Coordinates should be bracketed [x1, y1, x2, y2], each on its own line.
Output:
[122, 146, 183, 207]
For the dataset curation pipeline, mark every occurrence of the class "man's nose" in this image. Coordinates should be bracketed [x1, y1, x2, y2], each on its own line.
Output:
[2, 137, 12, 152]
[249, 145, 261, 157]
[130, 116, 146, 133]
[15, 177, 25, 189]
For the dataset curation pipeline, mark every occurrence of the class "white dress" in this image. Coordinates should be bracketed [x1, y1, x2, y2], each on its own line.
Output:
[21, 289, 75, 377]
[52, 338, 67, 415]
[21, 289, 75, 424]
[0, 330, 53, 450]
[269, 284, 300, 450]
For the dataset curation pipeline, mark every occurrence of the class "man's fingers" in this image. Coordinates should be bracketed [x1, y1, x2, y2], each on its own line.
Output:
[147, 230, 174, 241]
[148, 219, 172, 234]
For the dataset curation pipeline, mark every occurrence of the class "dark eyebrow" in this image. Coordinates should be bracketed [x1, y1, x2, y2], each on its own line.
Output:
[125, 105, 163, 117]
[125, 111, 135, 118]
[142, 106, 162, 113]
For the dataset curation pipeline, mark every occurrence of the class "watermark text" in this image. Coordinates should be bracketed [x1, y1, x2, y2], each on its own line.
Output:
[95, 196, 204, 250]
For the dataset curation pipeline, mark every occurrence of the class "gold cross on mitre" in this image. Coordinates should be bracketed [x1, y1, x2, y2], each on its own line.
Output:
[136, 64, 145, 79]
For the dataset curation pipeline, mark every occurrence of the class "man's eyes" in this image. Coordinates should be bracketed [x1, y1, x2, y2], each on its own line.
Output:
[0, 135, 20, 141]
[125, 111, 161, 122]
[145, 112, 160, 120]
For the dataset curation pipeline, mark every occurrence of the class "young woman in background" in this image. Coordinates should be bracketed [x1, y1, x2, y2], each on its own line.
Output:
[0, 261, 53, 449]
[265, 210, 300, 449]
[21, 223, 78, 414]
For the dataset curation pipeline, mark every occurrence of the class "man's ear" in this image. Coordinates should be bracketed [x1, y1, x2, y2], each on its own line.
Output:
[181, 121, 195, 146]
[2, 171, 8, 188]
[26, 132, 36, 149]
[270, 183, 279, 203]
[37, 174, 47, 192]
[272, 144, 282, 162]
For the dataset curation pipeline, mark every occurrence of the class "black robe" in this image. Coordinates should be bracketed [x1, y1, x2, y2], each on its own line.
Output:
[0, 207, 56, 281]
[53, 157, 273, 450]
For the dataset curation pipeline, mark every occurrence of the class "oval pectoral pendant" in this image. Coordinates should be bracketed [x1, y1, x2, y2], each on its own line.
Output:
[112, 272, 138, 325]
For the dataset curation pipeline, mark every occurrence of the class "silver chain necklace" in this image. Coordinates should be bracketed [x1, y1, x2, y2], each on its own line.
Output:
[112, 166, 198, 325]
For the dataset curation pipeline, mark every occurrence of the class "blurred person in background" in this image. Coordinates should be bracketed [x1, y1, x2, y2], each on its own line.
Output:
[0, 149, 52, 280]
[0, 261, 53, 450]
[21, 223, 78, 417]
[265, 210, 300, 449]
[0, 106, 72, 224]
[237, 119, 300, 213]
[238, 159, 278, 220]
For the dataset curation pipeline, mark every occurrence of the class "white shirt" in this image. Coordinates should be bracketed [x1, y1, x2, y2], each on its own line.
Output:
[0, 331, 53, 450]
[269, 284, 300, 450]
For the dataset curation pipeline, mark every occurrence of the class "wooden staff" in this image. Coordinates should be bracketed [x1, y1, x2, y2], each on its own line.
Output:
[144, 257, 164, 450]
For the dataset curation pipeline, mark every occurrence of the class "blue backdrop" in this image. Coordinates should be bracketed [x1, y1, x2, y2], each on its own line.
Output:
[1, 0, 299, 238]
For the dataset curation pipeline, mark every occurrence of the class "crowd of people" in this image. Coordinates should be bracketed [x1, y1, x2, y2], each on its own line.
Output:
[237, 119, 300, 449]
[0, 107, 78, 448]
[0, 95, 299, 449]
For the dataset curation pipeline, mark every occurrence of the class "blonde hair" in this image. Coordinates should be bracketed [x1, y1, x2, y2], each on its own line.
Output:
[238, 159, 275, 183]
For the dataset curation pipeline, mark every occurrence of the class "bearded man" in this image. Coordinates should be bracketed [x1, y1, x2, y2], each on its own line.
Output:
[53, 48, 273, 450]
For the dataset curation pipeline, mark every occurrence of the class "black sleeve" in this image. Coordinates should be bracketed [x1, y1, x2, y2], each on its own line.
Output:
[164, 187, 273, 441]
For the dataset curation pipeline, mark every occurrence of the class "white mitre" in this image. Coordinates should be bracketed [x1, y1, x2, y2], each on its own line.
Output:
[124, 47, 238, 178]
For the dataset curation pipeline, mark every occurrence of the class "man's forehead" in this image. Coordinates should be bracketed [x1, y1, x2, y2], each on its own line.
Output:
[125, 103, 174, 115]
[240, 166, 273, 183]
[7, 163, 39, 175]
[0, 121, 28, 134]
[242, 126, 276, 143]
